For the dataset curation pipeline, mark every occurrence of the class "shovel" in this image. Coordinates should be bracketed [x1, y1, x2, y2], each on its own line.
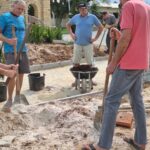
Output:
[5, 25, 31, 105]
[94, 37, 116, 130]
[98, 29, 107, 50]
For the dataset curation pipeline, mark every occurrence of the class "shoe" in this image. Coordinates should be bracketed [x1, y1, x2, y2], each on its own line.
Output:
[2, 100, 12, 112]
[81, 143, 96, 150]
[123, 137, 145, 150]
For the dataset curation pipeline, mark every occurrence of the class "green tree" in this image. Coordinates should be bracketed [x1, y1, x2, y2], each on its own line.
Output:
[69, 0, 88, 17]
[69, 0, 100, 18]
[50, 0, 68, 27]
[50, 0, 100, 27]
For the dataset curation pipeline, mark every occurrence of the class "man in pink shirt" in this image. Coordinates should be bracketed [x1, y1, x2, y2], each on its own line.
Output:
[82, 0, 150, 150]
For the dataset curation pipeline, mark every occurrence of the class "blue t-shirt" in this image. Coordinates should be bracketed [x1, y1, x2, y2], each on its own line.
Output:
[0, 12, 27, 53]
[68, 13, 101, 46]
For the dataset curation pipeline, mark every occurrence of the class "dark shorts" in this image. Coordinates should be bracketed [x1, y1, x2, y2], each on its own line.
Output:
[5, 52, 30, 74]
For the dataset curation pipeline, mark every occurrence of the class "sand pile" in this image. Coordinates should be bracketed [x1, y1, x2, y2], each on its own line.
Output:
[0, 86, 150, 150]
[28, 44, 105, 65]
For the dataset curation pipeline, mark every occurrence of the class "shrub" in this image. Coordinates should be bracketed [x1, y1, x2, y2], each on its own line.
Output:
[28, 24, 63, 44]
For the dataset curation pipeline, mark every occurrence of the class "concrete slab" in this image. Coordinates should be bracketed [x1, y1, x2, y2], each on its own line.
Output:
[20, 59, 108, 105]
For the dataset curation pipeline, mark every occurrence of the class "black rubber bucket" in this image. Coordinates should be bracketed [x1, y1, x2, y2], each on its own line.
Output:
[0, 82, 7, 102]
[28, 73, 45, 91]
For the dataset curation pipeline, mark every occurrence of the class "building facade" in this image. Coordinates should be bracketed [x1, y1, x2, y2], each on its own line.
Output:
[0, 0, 51, 26]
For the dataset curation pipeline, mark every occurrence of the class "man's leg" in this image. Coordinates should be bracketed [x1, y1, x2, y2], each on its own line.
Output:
[72, 44, 82, 86]
[2, 77, 16, 111]
[84, 44, 94, 66]
[83, 44, 97, 86]
[129, 72, 147, 149]
[15, 52, 30, 94]
[2, 53, 15, 111]
[97, 68, 144, 149]
[73, 44, 82, 66]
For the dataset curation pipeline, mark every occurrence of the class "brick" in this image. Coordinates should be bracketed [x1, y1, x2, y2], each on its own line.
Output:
[116, 112, 133, 128]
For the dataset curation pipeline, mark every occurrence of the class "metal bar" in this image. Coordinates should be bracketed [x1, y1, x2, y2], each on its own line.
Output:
[34, 90, 103, 106]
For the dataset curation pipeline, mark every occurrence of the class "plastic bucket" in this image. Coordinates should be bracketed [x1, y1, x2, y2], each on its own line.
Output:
[0, 82, 7, 102]
[28, 73, 45, 91]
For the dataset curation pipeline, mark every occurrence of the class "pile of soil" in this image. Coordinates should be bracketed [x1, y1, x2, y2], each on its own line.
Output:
[28, 44, 106, 65]
[0, 86, 150, 150]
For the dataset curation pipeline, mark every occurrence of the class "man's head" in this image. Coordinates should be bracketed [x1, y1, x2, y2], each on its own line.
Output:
[12, 0, 26, 16]
[101, 11, 109, 20]
[78, 2, 88, 16]
[120, 0, 129, 6]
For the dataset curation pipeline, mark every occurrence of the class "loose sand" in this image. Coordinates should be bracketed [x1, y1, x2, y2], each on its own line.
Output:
[0, 43, 150, 150]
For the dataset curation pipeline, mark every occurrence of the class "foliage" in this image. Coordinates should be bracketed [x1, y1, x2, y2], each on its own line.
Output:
[50, 0, 101, 27]
[90, 3, 101, 18]
[69, 0, 100, 18]
[0, 43, 5, 79]
[50, 0, 68, 27]
[0, 43, 5, 64]
[69, 0, 88, 17]
[28, 24, 62, 44]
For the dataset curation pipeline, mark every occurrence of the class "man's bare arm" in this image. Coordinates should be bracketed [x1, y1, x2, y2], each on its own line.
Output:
[91, 24, 103, 43]
[66, 23, 76, 41]
[0, 29, 17, 45]
[107, 28, 132, 74]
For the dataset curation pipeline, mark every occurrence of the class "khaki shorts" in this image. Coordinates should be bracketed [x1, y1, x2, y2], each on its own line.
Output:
[73, 44, 94, 66]
[5, 52, 30, 74]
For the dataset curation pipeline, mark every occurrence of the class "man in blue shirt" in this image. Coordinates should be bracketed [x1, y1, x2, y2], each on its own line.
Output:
[66, 2, 103, 86]
[0, 0, 30, 112]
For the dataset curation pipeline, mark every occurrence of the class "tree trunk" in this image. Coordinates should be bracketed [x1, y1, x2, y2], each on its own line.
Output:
[55, 18, 62, 27]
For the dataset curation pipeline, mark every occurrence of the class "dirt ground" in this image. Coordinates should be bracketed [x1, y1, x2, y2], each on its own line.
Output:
[0, 44, 150, 150]
[0, 85, 150, 150]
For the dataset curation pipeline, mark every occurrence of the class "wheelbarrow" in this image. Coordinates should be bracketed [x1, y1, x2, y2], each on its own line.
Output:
[70, 65, 98, 93]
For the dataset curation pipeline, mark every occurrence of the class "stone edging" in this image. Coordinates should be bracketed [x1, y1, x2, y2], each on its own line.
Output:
[30, 56, 108, 72]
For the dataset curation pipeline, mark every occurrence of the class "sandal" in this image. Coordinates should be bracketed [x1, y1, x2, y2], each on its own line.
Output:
[123, 137, 144, 150]
[82, 144, 96, 150]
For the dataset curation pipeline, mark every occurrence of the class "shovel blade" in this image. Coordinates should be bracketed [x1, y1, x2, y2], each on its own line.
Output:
[94, 108, 103, 131]
[13, 94, 29, 105]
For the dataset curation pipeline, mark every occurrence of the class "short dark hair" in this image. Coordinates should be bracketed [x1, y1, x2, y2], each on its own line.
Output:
[101, 11, 108, 16]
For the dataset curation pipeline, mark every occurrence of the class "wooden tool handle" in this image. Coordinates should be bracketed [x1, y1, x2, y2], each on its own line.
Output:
[100, 37, 116, 122]
[12, 26, 17, 59]
[5, 24, 32, 85]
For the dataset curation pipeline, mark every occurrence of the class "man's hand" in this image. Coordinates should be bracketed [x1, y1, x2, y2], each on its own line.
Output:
[6, 37, 17, 46]
[110, 28, 121, 41]
[6, 64, 18, 78]
[105, 24, 111, 29]
[70, 33, 76, 41]
[5, 70, 17, 78]
[106, 60, 117, 75]
[7, 64, 18, 71]
[90, 37, 96, 43]
[9, 64, 18, 71]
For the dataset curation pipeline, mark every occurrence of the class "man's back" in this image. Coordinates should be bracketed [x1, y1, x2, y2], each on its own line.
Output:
[120, 0, 150, 69]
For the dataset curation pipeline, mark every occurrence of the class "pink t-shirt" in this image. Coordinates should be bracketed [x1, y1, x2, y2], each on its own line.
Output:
[120, 0, 150, 70]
